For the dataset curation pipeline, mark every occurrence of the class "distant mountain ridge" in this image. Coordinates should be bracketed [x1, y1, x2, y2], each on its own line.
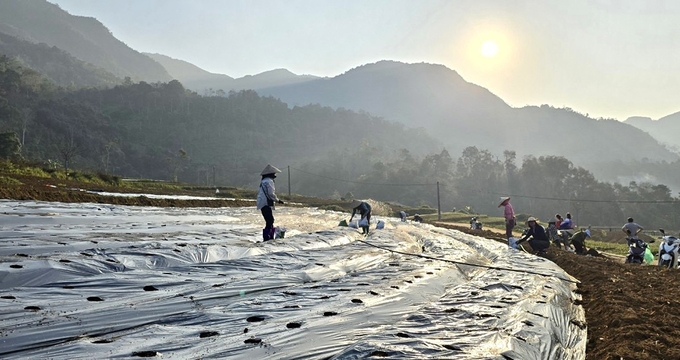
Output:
[0, 0, 170, 82]
[145, 53, 319, 93]
[0, 31, 120, 88]
[258, 60, 677, 165]
[625, 111, 680, 152]
[0, 1, 675, 168]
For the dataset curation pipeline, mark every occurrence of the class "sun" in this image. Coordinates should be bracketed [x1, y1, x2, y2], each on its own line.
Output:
[481, 41, 499, 57]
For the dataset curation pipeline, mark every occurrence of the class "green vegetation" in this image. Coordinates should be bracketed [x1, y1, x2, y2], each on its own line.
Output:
[0, 175, 22, 186]
[586, 240, 629, 257]
[0, 159, 51, 178]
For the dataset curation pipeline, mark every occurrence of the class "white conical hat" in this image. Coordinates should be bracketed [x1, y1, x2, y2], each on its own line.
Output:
[261, 164, 282, 175]
[498, 196, 511, 207]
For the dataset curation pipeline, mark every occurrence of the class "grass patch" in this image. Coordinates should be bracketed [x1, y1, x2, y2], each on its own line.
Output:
[0, 176, 23, 186]
[587, 240, 629, 256]
[422, 211, 508, 228]
[0, 160, 51, 178]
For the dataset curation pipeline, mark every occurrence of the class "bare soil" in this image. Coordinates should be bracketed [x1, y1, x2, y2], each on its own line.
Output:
[436, 222, 680, 360]
[0, 174, 253, 208]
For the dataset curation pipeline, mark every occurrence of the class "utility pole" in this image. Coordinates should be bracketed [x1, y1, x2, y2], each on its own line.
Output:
[437, 181, 441, 221]
[212, 165, 216, 187]
[288, 165, 291, 198]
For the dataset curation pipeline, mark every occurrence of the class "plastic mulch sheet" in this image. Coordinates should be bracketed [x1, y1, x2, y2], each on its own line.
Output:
[0, 200, 586, 359]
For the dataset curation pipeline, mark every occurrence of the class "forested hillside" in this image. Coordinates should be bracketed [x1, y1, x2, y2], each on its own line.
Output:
[0, 0, 170, 82]
[0, 31, 120, 88]
[0, 55, 440, 185]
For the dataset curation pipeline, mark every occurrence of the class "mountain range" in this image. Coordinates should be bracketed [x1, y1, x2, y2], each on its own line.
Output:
[256, 60, 678, 166]
[625, 112, 680, 152]
[145, 53, 319, 93]
[0, 0, 169, 82]
[0, 31, 120, 88]
[0, 0, 678, 178]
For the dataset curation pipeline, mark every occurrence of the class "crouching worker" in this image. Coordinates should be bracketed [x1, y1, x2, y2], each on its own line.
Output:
[349, 200, 372, 235]
[399, 211, 408, 222]
[516, 217, 550, 254]
[569, 229, 591, 255]
[257, 164, 284, 241]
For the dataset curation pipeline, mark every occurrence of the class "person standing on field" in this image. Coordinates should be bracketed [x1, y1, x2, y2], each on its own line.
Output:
[499, 197, 515, 239]
[257, 164, 284, 241]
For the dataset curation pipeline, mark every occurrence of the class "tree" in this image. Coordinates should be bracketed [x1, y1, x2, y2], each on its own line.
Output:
[167, 148, 189, 182]
[0, 132, 21, 160]
[57, 131, 79, 175]
[20, 107, 33, 148]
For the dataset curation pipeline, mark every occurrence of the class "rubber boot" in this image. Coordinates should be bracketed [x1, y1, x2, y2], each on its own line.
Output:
[263, 228, 271, 241]
[269, 227, 276, 240]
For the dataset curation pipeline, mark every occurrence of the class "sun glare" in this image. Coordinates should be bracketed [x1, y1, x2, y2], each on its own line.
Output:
[481, 41, 499, 57]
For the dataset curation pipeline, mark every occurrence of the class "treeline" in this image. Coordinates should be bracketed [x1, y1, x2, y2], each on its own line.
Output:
[294, 146, 680, 230]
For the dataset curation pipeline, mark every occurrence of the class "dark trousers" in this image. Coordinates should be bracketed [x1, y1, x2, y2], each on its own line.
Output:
[505, 218, 516, 238]
[529, 239, 550, 252]
[572, 239, 585, 254]
[261, 206, 274, 229]
[261, 206, 274, 240]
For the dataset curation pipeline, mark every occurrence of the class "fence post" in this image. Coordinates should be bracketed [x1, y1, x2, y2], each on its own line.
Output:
[437, 181, 441, 221]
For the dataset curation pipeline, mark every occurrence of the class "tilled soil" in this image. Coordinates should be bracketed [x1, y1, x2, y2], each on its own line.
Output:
[437, 222, 680, 360]
[547, 250, 680, 360]
[0, 175, 253, 208]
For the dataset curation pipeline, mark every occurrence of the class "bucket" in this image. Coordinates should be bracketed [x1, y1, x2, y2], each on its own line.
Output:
[275, 227, 286, 239]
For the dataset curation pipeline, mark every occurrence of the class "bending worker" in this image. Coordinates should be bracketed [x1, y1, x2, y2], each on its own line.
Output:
[569, 229, 591, 255]
[349, 200, 372, 235]
[516, 217, 550, 254]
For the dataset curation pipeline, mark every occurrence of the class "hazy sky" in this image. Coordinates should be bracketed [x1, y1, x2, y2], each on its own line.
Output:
[50, 0, 679, 120]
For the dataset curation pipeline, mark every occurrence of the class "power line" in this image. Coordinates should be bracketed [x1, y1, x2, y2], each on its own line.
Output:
[287, 167, 680, 204]
[290, 167, 436, 187]
[482, 190, 680, 204]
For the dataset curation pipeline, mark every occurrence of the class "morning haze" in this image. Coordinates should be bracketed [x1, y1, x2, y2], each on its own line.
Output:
[0, 0, 679, 218]
[50, 0, 680, 121]
[3, 2, 680, 358]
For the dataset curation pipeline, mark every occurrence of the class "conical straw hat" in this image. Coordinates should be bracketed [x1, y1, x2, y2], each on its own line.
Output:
[261, 164, 282, 175]
[498, 196, 511, 207]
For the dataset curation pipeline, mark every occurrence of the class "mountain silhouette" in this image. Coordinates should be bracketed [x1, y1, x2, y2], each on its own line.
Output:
[146, 53, 318, 93]
[258, 60, 677, 165]
[0, 31, 120, 87]
[0, 0, 170, 82]
[625, 111, 680, 152]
